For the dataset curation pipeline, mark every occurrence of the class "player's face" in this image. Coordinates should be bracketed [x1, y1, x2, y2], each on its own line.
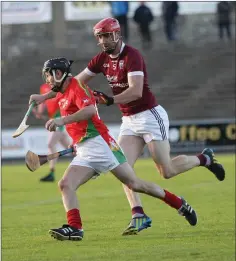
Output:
[96, 33, 117, 54]
[44, 71, 61, 89]
[44, 71, 54, 88]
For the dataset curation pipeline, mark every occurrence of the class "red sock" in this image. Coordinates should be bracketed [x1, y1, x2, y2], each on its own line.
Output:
[197, 154, 207, 166]
[162, 190, 182, 210]
[67, 208, 82, 229]
[132, 206, 145, 216]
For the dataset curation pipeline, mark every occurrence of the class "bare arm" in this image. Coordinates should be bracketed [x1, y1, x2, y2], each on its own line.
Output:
[43, 91, 57, 100]
[113, 75, 143, 104]
[29, 91, 57, 105]
[63, 105, 96, 125]
[74, 69, 95, 84]
[45, 105, 96, 132]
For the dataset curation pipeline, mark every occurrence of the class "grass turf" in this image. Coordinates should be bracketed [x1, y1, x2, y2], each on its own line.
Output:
[2, 154, 235, 261]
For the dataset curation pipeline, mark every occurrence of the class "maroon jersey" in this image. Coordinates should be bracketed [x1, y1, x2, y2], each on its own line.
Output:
[85, 43, 157, 116]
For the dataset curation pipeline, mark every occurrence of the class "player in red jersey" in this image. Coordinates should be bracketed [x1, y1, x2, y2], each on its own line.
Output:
[29, 57, 197, 241]
[32, 83, 71, 182]
[73, 17, 225, 235]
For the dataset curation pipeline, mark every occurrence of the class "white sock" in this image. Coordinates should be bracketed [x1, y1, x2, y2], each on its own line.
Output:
[204, 155, 211, 166]
[132, 213, 145, 219]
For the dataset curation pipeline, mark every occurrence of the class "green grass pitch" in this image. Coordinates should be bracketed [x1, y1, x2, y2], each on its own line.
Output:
[2, 154, 235, 261]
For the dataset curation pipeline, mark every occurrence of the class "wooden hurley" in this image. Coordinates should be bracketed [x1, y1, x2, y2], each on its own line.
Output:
[25, 147, 74, 172]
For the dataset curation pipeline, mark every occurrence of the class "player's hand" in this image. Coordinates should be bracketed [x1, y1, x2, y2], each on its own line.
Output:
[68, 144, 77, 156]
[93, 90, 114, 106]
[45, 118, 65, 132]
[29, 94, 45, 105]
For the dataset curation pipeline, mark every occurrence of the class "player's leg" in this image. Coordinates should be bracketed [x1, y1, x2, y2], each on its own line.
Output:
[118, 135, 152, 235]
[148, 138, 225, 181]
[118, 135, 145, 210]
[111, 162, 197, 226]
[148, 139, 199, 178]
[146, 105, 225, 181]
[58, 130, 71, 149]
[40, 131, 59, 182]
[49, 164, 95, 241]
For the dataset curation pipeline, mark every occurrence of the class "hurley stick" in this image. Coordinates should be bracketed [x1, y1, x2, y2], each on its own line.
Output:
[12, 101, 36, 138]
[25, 147, 74, 172]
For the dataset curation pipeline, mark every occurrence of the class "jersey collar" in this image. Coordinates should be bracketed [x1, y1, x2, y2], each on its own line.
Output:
[109, 42, 125, 59]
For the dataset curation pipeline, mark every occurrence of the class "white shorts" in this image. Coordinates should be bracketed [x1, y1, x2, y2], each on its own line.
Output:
[70, 134, 126, 174]
[119, 105, 169, 143]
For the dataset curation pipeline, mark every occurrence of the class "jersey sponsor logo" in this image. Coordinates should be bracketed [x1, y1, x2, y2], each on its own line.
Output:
[109, 82, 129, 88]
[119, 60, 124, 69]
[106, 75, 118, 82]
[58, 98, 69, 109]
[103, 63, 109, 68]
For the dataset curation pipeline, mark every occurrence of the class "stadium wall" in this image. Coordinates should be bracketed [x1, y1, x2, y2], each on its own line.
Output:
[3, 119, 235, 160]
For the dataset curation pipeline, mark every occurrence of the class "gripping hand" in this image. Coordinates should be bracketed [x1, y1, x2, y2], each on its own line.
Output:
[93, 90, 114, 106]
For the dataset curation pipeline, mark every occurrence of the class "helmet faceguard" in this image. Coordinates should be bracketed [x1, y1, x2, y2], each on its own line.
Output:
[42, 58, 73, 92]
[93, 18, 121, 54]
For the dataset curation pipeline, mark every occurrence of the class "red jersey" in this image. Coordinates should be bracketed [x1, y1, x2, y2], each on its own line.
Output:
[40, 84, 61, 118]
[55, 78, 109, 144]
[86, 43, 157, 116]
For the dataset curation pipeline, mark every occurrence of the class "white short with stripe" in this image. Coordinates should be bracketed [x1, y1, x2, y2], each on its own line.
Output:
[70, 134, 126, 174]
[119, 105, 169, 143]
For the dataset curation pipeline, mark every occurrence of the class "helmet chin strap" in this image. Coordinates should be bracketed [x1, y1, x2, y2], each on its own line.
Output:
[51, 70, 68, 92]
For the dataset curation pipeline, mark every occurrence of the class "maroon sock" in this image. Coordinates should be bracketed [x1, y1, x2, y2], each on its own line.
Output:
[67, 208, 82, 229]
[132, 206, 145, 216]
[162, 190, 182, 210]
[197, 154, 207, 166]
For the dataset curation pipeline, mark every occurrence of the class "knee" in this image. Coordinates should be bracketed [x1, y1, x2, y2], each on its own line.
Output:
[162, 171, 172, 179]
[159, 167, 176, 179]
[127, 180, 142, 192]
[58, 178, 71, 192]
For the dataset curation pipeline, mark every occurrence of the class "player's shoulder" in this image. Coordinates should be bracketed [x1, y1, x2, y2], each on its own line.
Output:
[71, 77, 82, 88]
[91, 51, 108, 62]
[123, 44, 143, 58]
[72, 77, 91, 91]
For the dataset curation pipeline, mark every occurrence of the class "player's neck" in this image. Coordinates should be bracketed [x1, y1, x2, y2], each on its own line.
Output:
[60, 77, 72, 93]
[110, 40, 123, 59]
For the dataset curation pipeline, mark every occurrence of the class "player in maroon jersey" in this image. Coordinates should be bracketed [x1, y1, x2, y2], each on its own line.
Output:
[73, 17, 225, 236]
[29, 57, 198, 241]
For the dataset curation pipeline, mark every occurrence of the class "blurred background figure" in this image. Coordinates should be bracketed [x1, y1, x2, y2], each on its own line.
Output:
[110, 1, 129, 41]
[216, 1, 232, 40]
[162, 1, 179, 42]
[133, 1, 154, 49]
[32, 83, 71, 182]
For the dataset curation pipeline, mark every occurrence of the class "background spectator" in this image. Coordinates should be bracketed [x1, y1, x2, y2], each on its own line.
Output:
[217, 1, 232, 40]
[162, 1, 179, 42]
[110, 1, 129, 41]
[133, 1, 154, 49]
